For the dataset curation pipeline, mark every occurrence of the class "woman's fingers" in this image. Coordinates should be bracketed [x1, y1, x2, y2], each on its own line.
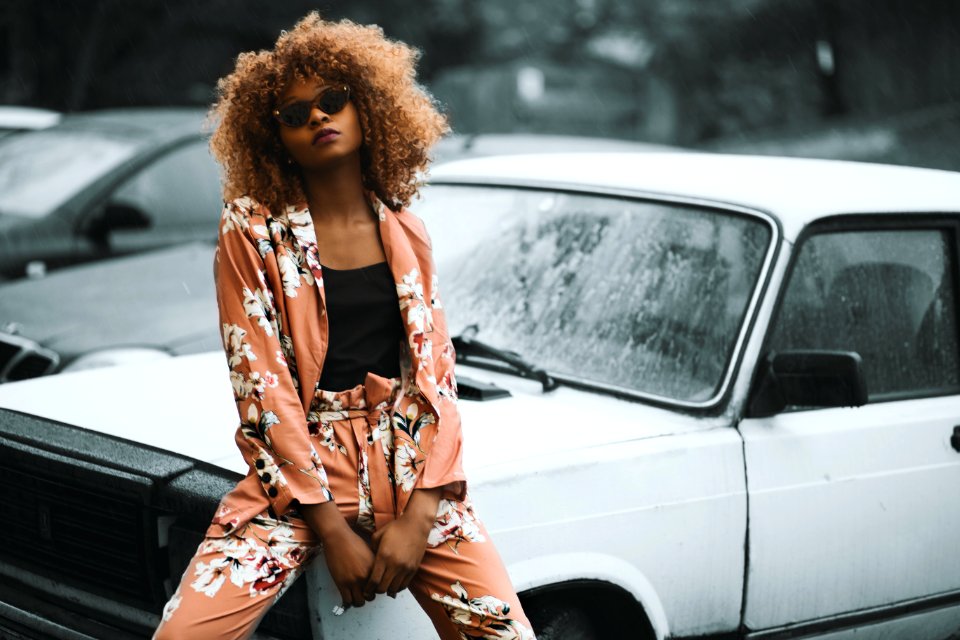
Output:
[363, 558, 386, 599]
[370, 527, 384, 551]
[349, 582, 367, 608]
[386, 571, 408, 598]
[337, 585, 353, 611]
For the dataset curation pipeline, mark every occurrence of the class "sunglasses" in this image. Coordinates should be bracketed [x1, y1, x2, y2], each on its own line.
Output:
[272, 85, 351, 127]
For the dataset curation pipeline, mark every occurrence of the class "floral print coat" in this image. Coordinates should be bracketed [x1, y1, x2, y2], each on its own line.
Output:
[211, 193, 465, 533]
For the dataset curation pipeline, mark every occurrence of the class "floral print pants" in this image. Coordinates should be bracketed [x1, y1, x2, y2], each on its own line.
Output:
[154, 373, 535, 640]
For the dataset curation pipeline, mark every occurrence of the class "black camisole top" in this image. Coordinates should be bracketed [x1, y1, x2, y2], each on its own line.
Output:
[316, 261, 404, 392]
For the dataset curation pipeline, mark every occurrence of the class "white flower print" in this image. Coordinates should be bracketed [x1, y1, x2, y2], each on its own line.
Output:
[357, 450, 374, 532]
[160, 589, 182, 622]
[394, 440, 422, 492]
[242, 286, 275, 337]
[396, 268, 434, 333]
[428, 499, 486, 550]
[191, 557, 229, 597]
[277, 251, 303, 298]
[230, 370, 279, 401]
[392, 401, 435, 443]
[307, 411, 347, 456]
[430, 581, 535, 639]
[222, 323, 256, 367]
[220, 200, 250, 234]
[438, 368, 458, 402]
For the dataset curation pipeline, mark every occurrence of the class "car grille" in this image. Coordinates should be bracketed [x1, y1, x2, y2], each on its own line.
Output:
[0, 438, 163, 609]
[0, 410, 312, 639]
[0, 332, 58, 382]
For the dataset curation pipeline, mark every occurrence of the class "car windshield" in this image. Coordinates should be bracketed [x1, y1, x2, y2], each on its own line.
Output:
[0, 129, 140, 218]
[411, 184, 772, 403]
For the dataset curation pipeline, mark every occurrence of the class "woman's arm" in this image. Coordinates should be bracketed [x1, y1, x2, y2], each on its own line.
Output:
[363, 486, 442, 598]
[215, 198, 334, 516]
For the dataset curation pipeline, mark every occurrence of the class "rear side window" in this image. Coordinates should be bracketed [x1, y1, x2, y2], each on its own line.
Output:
[768, 227, 960, 400]
[109, 140, 222, 231]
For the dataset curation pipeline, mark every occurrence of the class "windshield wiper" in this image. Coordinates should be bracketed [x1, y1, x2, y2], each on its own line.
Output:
[451, 324, 559, 392]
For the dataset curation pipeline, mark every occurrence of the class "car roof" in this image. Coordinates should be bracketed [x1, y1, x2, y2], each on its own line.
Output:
[430, 152, 960, 239]
[433, 133, 676, 162]
[50, 107, 208, 145]
[0, 106, 61, 129]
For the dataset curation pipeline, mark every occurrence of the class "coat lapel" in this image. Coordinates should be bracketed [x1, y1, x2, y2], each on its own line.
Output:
[282, 196, 435, 410]
[377, 200, 434, 396]
[284, 202, 328, 414]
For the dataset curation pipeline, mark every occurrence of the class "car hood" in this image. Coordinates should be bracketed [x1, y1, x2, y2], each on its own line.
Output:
[0, 351, 722, 479]
[0, 242, 219, 364]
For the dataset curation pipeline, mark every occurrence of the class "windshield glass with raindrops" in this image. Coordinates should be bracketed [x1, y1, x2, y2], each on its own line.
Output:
[412, 184, 772, 403]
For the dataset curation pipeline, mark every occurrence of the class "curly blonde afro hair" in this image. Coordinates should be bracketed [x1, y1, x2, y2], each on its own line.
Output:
[207, 12, 450, 214]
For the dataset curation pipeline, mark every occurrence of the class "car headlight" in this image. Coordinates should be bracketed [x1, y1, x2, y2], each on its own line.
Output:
[62, 348, 173, 372]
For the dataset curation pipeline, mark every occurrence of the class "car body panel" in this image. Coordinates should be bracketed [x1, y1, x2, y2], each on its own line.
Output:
[740, 397, 960, 632]
[430, 153, 960, 241]
[0, 349, 747, 638]
[0, 243, 219, 368]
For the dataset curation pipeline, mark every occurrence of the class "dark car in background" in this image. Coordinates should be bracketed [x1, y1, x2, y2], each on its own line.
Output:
[0, 108, 222, 280]
[0, 242, 220, 382]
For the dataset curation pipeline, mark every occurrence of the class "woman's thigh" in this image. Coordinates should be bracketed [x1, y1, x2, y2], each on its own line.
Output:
[153, 514, 318, 640]
[408, 498, 536, 640]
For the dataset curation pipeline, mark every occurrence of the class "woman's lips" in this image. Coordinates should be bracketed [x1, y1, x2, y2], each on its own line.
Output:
[313, 129, 340, 144]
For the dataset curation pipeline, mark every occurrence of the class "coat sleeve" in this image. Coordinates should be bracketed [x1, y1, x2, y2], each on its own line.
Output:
[414, 219, 467, 500]
[214, 197, 333, 516]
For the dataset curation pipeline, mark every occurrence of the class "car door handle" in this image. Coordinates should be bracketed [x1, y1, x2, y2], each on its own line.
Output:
[952, 426, 960, 453]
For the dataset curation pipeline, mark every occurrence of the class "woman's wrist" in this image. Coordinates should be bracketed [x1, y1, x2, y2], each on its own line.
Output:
[401, 487, 442, 536]
[301, 500, 351, 541]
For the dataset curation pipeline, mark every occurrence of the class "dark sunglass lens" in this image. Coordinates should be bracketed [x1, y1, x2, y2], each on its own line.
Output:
[279, 101, 310, 127]
[318, 89, 349, 115]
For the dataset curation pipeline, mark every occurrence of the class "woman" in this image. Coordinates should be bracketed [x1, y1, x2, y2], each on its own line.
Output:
[152, 12, 536, 640]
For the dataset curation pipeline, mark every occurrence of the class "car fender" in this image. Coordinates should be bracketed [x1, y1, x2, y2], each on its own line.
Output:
[509, 552, 669, 639]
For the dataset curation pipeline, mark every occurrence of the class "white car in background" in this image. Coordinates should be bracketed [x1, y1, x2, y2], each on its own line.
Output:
[0, 153, 958, 640]
[0, 106, 60, 138]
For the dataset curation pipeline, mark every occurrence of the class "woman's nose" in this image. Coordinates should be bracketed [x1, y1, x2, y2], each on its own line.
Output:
[309, 106, 331, 125]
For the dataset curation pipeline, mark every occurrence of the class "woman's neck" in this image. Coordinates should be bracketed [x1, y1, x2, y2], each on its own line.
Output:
[300, 157, 372, 226]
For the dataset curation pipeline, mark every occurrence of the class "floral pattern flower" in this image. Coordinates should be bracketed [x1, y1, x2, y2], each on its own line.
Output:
[222, 323, 256, 367]
[189, 522, 313, 601]
[431, 581, 536, 639]
[428, 498, 486, 551]
[394, 438, 423, 492]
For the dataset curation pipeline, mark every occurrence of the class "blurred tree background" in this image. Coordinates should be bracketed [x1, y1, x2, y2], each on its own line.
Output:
[2, 0, 958, 169]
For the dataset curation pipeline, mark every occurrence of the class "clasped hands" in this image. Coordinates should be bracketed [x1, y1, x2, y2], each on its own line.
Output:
[301, 488, 441, 611]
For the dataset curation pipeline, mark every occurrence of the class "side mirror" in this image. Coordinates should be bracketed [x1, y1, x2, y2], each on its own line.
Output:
[85, 203, 152, 245]
[747, 350, 868, 418]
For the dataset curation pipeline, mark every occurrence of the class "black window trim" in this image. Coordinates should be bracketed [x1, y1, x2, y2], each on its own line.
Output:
[747, 211, 960, 413]
[423, 177, 783, 414]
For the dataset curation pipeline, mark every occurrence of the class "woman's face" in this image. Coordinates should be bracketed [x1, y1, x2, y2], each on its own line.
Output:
[275, 75, 363, 172]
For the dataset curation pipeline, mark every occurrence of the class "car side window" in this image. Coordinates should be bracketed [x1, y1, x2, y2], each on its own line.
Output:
[108, 140, 222, 231]
[768, 226, 960, 400]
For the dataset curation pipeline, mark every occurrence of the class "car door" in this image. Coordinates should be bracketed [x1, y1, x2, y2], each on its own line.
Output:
[738, 217, 960, 638]
[94, 139, 222, 256]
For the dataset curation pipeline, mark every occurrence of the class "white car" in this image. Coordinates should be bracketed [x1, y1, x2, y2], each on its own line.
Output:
[0, 153, 959, 640]
[0, 106, 61, 137]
